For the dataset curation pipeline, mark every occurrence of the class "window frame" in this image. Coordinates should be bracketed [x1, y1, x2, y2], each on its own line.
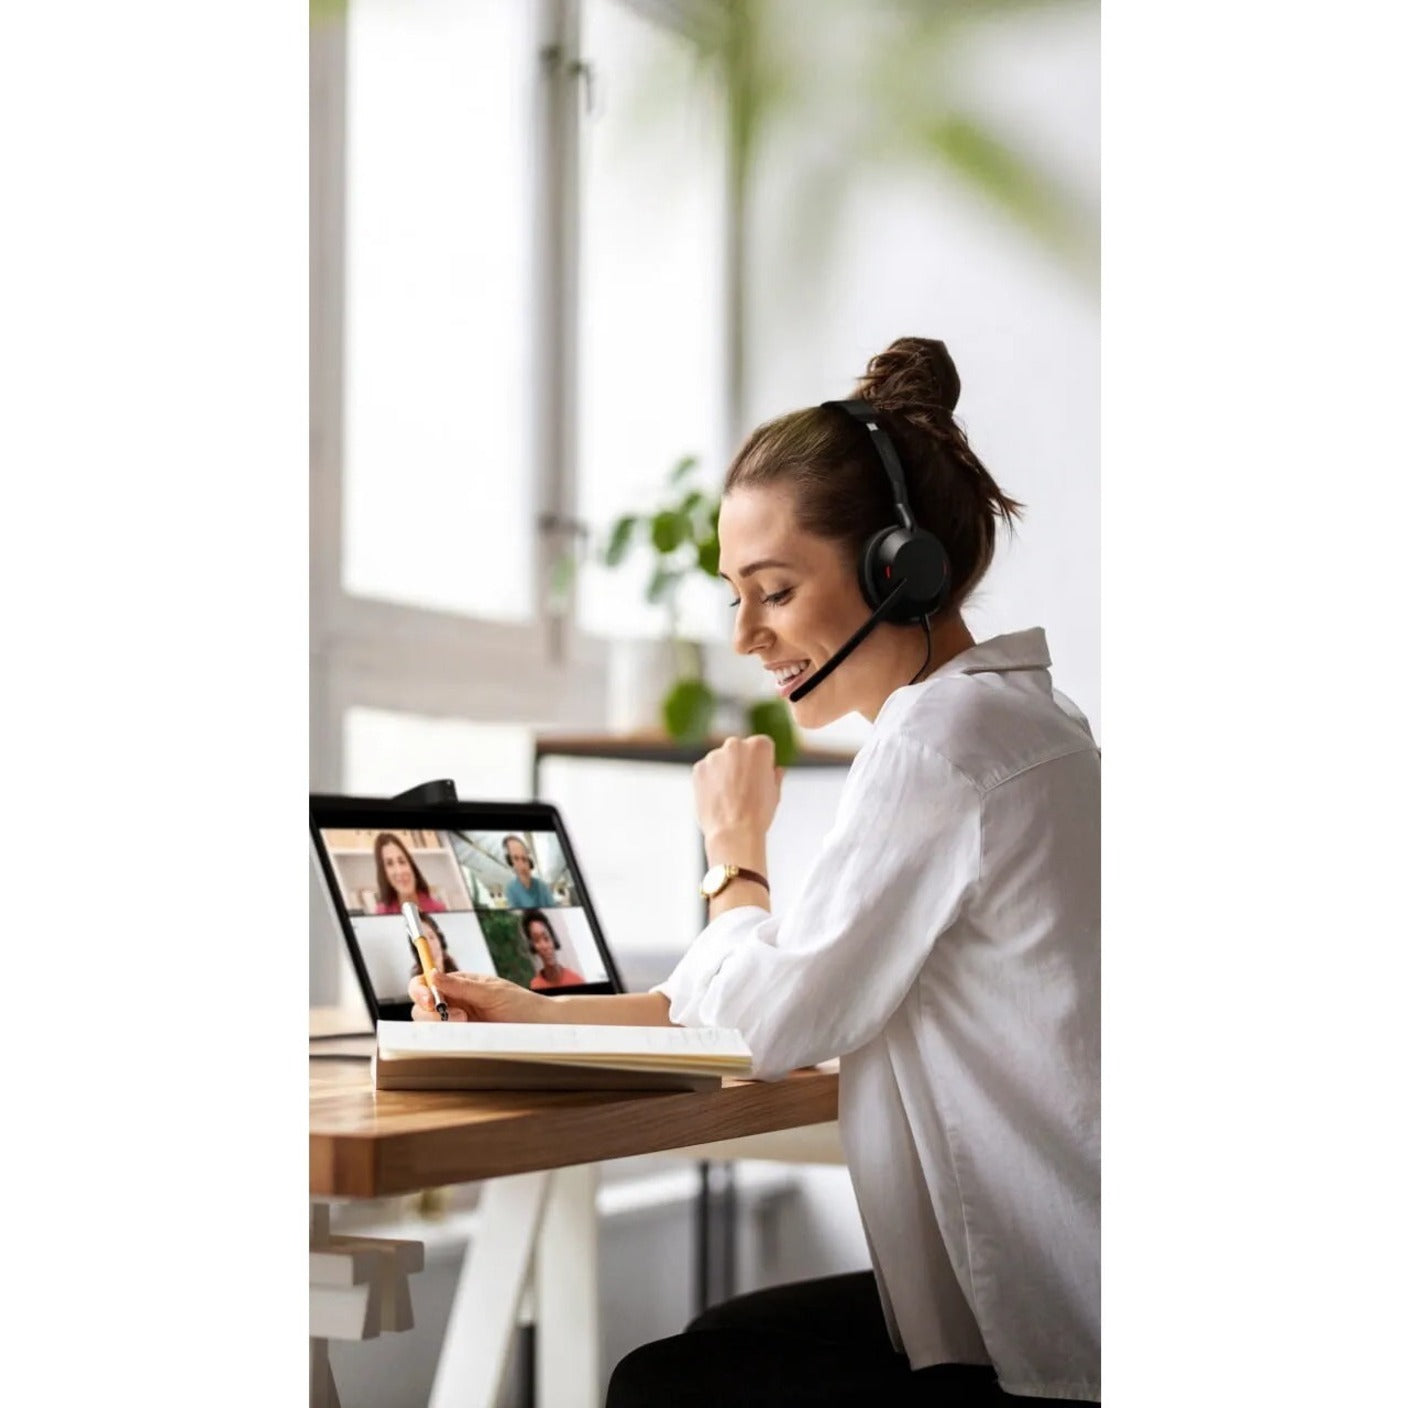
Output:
[312, 0, 730, 792]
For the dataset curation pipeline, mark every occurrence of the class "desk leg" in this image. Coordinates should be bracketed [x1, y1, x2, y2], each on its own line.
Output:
[430, 1172, 551, 1408]
[534, 1164, 600, 1408]
[310, 1338, 340, 1408]
[694, 1160, 739, 1315]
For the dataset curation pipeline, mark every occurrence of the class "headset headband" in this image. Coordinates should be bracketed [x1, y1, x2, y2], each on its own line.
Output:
[820, 399, 916, 532]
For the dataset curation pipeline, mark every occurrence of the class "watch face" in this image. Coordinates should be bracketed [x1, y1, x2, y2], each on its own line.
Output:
[700, 863, 728, 897]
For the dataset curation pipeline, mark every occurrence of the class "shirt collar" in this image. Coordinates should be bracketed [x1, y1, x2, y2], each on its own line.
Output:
[872, 628, 1052, 729]
[932, 627, 1051, 679]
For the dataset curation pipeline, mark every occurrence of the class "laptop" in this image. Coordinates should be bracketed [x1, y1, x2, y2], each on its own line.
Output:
[310, 794, 628, 1029]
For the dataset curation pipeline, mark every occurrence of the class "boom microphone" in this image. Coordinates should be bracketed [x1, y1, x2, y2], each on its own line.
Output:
[787, 582, 907, 703]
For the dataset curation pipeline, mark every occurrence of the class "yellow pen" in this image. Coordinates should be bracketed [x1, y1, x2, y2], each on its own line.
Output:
[402, 901, 449, 1020]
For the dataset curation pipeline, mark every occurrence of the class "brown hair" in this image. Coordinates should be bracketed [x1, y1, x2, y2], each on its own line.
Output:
[373, 832, 434, 909]
[723, 337, 1022, 611]
[406, 911, 459, 978]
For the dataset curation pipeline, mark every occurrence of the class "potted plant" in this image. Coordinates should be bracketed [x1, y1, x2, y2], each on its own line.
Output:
[600, 455, 798, 764]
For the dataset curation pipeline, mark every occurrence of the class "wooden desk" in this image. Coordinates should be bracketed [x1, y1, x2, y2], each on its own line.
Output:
[310, 1061, 840, 1408]
[311, 1061, 838, 1197]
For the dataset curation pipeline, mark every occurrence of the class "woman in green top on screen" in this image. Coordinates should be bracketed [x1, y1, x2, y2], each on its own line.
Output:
[502, 834, 556, 908]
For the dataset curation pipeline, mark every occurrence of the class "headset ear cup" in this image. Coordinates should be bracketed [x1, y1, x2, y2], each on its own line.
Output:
[859, 529, 896, 610]
[898, 530, 951, 619]
[504, 838, 534, 870]
[862, 528, 951, 622]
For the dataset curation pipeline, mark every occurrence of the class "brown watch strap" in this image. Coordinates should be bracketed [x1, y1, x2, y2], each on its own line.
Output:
[727, 865, 770, 892]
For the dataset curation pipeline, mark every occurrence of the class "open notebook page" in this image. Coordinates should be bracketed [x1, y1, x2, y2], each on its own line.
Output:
[377, 1021, 751, 1066]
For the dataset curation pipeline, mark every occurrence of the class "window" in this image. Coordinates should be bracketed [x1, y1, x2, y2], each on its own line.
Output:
[576, 0, 729, 642]
[311, 0, 731, 800]
[342, 0, 537, 621]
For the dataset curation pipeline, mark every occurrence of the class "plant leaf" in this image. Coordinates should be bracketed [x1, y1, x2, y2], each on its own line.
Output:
[695, 531, 721, 577]
[669, 454, 700, 484]
[746, 698, 799, 767]
[646, 564, 680, 604]
[651, 509, 688, 554]
[603, 515, 638, 567]
[919, 111, 1097, 286]
[663, 677, 716, 742]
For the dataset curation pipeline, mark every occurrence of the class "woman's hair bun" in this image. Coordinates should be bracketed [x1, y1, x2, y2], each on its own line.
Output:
[856, 336, 961, 418]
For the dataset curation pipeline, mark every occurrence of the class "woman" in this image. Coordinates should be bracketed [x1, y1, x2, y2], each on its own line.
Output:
[502, 834, 557, 909]
[411, 338, 1099, 1406]
[521, 910, 585, 990]
[405, 911, 458, 981]
[372, 832, 445, 915]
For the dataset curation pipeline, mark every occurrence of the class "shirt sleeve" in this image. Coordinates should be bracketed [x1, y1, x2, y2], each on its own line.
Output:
[652, 734, 981, 1080]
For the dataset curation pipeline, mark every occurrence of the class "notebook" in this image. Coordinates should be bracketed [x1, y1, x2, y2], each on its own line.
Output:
[373, 1021, 753, 1093]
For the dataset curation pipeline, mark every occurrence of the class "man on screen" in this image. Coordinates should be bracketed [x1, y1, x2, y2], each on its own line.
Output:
[503, 835, 556, 908]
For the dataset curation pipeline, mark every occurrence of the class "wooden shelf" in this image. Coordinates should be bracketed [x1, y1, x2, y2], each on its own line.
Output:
[329, 846, 445, 856]
[534, 732, 853, 769]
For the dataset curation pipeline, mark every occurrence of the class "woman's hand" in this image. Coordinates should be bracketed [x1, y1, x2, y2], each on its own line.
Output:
[410, 971, 560, 1023]
[692, 734, 782, 868]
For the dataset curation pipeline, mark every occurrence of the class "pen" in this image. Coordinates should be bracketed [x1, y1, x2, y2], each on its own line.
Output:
[402, 901, 449, 1021]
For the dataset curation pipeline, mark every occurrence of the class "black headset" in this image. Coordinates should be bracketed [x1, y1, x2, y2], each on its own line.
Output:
[822, 399, 951, 622]
[788, 402, 951, 703]
[503, 835, 534, 870]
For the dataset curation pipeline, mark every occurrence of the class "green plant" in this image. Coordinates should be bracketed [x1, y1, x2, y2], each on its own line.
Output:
[476, 910, 535, 989]
[602, 456, 798, 765]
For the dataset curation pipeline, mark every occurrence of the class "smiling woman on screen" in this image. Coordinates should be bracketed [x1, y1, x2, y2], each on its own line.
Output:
[521, 910, 585, 990]
[373, 833, 445, 915]
[411, 336, 1100, 1408]
[405, 911, 458, 981]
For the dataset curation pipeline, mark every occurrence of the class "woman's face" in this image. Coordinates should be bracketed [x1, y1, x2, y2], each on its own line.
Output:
[424, 931, 445, 968]
[381, 841, 417, 898]
[527, 922, 555, 963]
[718, 485, 882, 728]
[506, 839, 533, 882]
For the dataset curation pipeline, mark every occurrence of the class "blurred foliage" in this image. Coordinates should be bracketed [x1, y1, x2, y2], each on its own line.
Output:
[746, 697, 799, 766]
[476, 910, 536, 989]
[663, 676, 716, 742]
[603, 455, 719, 630]
[600, 457, 797, 761]
[645, 0, 1100, 298]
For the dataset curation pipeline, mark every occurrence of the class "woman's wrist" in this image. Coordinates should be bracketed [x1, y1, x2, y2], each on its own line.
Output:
[703, 828, 768, 873]
[549, 992, 676, 1026]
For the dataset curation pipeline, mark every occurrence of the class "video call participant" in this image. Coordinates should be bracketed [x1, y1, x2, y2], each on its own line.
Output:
[406, 911, 458, 981]
[410, 337, 1100, 1407]
[521, 910, 585, 990]
[373, 832, 446, 915]
[502, 834, 556, 909]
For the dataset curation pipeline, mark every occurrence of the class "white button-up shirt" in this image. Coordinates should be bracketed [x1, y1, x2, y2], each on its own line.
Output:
[656, 629, 1100, 1400]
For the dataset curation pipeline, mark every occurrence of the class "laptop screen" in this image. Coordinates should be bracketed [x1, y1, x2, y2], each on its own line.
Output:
[311, 800, 624, 1019]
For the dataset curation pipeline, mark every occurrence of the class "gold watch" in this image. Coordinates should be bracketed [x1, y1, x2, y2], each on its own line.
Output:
[699, 863, 770, 900]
